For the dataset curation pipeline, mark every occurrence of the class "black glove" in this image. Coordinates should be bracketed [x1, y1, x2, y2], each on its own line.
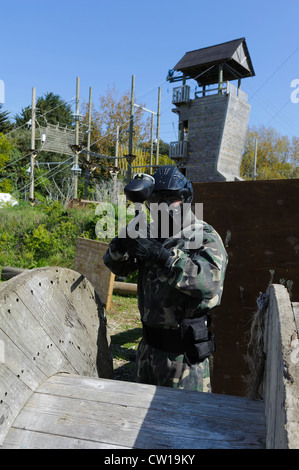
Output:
[113, 234, 129, 253]
[125, 236, 172, 267]
[114, 221, 151, 254]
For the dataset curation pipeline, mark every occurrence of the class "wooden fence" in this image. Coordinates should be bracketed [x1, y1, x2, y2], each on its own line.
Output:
[117, 145, 175, 175]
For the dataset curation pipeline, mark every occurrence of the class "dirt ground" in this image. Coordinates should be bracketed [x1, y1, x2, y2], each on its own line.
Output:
[105, 294, 142, 382]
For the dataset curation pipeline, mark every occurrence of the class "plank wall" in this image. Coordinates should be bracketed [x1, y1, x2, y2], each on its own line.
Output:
[192, 179, 299, 396]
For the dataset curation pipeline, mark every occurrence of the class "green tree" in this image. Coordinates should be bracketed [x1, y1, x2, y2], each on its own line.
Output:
[79, 85, 152, 184]
[15, 92, 74, 128]
[241, 125, 299, 180]
[0, 133, 14, 192]
[0, 105, 13, 134]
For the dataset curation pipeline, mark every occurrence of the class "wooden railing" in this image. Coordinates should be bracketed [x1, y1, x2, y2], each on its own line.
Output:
[169, 140, 188, 160]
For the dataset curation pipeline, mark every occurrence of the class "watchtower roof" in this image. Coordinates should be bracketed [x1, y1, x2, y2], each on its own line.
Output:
[174, 38, 255, 85]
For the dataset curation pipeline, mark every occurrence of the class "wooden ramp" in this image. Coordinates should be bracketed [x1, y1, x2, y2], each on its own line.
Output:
[2, 373, 265, 449]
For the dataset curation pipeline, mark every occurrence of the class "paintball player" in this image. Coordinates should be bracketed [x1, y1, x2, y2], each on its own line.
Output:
[103, 165, 228, 392]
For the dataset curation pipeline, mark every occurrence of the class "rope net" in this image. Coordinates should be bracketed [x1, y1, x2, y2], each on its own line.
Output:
[38, 125, 84, 156]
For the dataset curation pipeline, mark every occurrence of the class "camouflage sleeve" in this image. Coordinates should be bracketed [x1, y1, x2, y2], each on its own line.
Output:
[102, 237, 138, 278]
[161, 225, 228, 310]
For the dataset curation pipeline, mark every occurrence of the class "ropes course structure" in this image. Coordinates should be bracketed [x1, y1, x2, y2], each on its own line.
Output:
[37, 124, 84, 157]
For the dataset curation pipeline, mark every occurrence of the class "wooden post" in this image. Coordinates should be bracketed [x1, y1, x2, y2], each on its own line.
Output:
[150, 113, 154, 173]
[127, 75, 135, 181]
[218, 64, 223, 94]
[73, 77, 80, 199]
[253, 138, 258, 180]
[84, 86, 92, 199]
[29, 87, 36, 202]
[155, 87, 161, 166]
[113, 125, 119, 202]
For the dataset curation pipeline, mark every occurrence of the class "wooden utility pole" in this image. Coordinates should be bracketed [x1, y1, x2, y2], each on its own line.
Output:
[113, 125, 120, 202]
[155, 87, 161, 166]
[127, 74, 135, 181]
[134, 102, 156, 174]
[73, 77, 80, 198]
[84, 86, 92, 198]
[150, 113, 154, 173]
[253, 138, 258, 180]
[29, 87, 36, 202]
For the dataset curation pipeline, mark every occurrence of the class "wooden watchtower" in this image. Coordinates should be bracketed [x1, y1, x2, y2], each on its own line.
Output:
[167, 38, 255, 182]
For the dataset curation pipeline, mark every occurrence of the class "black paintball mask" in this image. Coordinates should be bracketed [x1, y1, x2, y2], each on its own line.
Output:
[147, 166, 193, 239]
[124, 166, 193, 239]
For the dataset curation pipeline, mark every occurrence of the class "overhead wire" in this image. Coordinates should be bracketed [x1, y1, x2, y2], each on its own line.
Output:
[0, 96, 77, 174]
[3, 77, 174, 197]
[0, 96, 76, 141]
[249, 46, 299, 102]
[15, 156, 74, 198]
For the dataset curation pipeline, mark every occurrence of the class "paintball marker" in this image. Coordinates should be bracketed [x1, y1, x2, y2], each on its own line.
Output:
[124, 173, 155, 204]
[124, 173, 155, 235]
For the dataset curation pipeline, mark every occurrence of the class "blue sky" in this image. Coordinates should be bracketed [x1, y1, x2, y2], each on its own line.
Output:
[1, 0, 299, 143]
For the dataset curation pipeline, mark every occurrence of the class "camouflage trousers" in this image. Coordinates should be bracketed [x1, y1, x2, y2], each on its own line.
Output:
[136, 338, 211, 392]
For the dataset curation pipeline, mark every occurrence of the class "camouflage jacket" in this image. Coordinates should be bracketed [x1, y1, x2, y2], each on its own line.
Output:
[103, 216, 228, 330]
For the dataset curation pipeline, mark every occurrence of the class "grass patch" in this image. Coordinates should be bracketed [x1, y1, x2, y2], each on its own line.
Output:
[106, 294, 142, 382]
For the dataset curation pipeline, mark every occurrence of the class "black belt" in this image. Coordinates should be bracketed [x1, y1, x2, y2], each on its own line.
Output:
[143, 324, 185, 354]
[142, 317, 215, 364]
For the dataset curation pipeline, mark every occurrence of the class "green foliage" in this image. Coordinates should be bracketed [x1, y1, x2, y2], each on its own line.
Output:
[0, 105, 13, 133]
[15, 92, 74, 128]
[0, 201, 101, 270]
[0, 133, 14, 192]
[24, 224, 53, 259]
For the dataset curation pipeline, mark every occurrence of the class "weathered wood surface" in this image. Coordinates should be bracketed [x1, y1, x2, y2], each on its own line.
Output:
[0, 267, 113, 446]
[1, 266, 138, 299]
[2, 373, 265, 449]
[192, 178, 299, 396]
[1, 266, 29, 280]
[264, 285, 299, 448]
[113, 281, 137, 297]
[74, 237, 115, 310]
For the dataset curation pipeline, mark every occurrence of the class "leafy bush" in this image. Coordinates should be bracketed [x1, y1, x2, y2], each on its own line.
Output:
[0, 197, 139, 284]
[0, 201, 100, 270]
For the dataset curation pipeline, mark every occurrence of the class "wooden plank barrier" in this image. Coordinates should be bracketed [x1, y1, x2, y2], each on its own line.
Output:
[74, 238, 115, 310]
[0, 267, 113, 446]
[1, 373, 265, 449]
[192, 179, 299, 396]
[0, 266, 266, 450]
[1, 266, 138, 297]
[263, 284, 299, 448]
